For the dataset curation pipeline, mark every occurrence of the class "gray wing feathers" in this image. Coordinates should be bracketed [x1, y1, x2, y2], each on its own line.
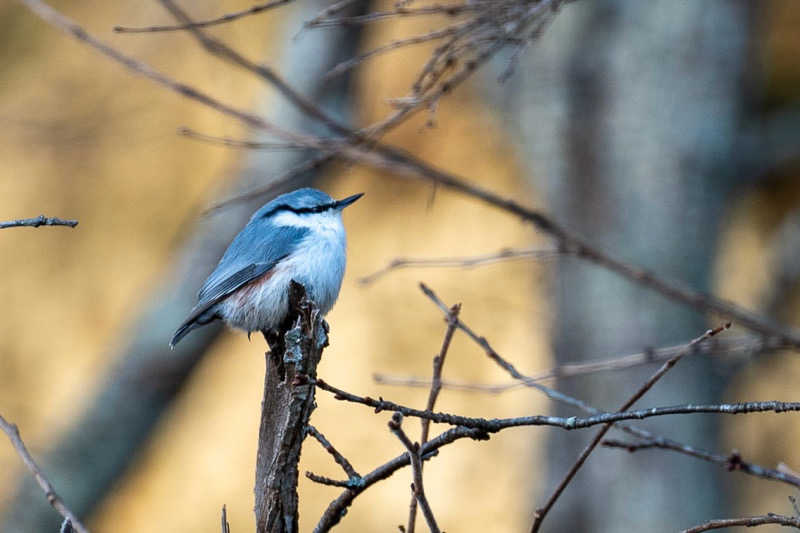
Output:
[170, 223, 309, 348]
[198, 223, 308, 300]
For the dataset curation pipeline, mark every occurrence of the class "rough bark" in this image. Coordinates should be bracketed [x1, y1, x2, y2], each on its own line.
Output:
[255, 282, 327, 533]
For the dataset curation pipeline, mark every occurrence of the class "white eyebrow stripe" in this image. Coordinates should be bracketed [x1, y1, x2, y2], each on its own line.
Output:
[271, 210, 344, 233]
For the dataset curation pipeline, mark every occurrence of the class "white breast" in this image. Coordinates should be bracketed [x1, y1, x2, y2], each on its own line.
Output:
[218, 211, 347, 334]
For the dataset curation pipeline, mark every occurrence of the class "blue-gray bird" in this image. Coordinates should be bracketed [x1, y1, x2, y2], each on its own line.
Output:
[170, 188, 363, 348]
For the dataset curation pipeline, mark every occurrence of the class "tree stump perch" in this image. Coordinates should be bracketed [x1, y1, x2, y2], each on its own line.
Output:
[254, 282, 328, 533]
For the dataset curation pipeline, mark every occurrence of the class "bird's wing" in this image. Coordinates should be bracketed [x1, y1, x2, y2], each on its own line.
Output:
[169, 261, 279, 348]
[170, 223, 309, 348]
[197, 223, 309, 302]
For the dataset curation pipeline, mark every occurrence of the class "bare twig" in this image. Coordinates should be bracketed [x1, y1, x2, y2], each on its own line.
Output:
[306, 425, 361, 482]
[407, 303, 460, 533]
[389, 414, 441, 533]
[529, 323, 730, 533]
[373, 333, 781, 391]
[0, 415, 88, 533]
[681, 513, 800, 532]
[155, 0, 359, 141]
[307, 3, 479, 27]
[305, 472, 358, 488]
[324, 22, 473, 80]
[359, 248, 560, 285]
[318, 378, 800, 431]
[221, 505, 231, 533]
[602, 441, 800, 490]
[178, 128, 307, 151]
[0, 215, 78, 229]
[114, 0, 291, 33]
[315, 426, 488, 532]
[374, 329, 783, 391]
[16, 0, 312, 144]
[419, 282, 597, 412]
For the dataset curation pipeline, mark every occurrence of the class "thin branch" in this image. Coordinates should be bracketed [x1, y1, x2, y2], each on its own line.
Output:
[359, 248, 560, 285]
[318, 378, 800, 432]
[16, 0, 313, 145]
[0, 215, 78, 229]
[306, 425, 361, 482]
[323, 22, 473, 80]
[418, 282, 598, 413]
[602, 440, 800, 490]
[314, 426, 488, 532]
[0, 415, 88, 533]
[407, 303, 460, 533]
[681, 513, 800, 533]
[374, 327, 781, 390]
[307, 3, 480, 27]
[305, 472, 358, 488]
[303, 0, 363, 29]
[389, 414, 441, 533]
[155, 0, 357, 139]
[221, 505, 231, 533]
[178, 127, 307, 151]
[114, 0, 291, 33]
[529, 323, 730, 533]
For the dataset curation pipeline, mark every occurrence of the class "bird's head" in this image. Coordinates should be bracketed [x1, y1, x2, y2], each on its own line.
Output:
[252, 188, 363, 230]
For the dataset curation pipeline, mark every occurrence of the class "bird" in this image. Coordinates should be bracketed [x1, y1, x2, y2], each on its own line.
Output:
[170, 188, 363, 348]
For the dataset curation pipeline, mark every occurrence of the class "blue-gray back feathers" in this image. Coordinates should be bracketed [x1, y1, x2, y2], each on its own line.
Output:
[169, 212, 309, 348]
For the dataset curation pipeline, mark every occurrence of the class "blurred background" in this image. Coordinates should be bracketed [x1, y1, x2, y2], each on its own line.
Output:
[0, 0, 799, 531]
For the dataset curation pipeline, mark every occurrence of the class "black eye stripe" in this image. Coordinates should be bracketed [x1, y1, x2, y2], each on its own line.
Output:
[262, 202, 337, 219]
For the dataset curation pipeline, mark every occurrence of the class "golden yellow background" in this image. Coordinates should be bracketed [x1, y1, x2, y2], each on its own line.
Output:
[0, 1, 798, 531]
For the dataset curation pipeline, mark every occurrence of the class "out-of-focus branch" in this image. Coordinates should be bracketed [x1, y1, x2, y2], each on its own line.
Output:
[0, 415, 88, 533]
[389, 414, 441, 533]
[359, 248, 560, 285]
[177, 128, 307, 152]
[155, 0, 355, 140]
[601, 441, 800, 490]
[374, 334, 783, 392]
[681, 513, 800, 533]
[114, 0, 291, 33]
[0, 215, 78, 229]
[255, 282, 328, 533]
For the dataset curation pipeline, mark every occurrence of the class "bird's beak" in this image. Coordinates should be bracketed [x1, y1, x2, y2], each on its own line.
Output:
[335, 192, 364, 210]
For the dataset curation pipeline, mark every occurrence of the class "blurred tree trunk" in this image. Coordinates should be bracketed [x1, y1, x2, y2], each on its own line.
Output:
[488, 1, 755, 530]
[2, 2, 366, 531]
